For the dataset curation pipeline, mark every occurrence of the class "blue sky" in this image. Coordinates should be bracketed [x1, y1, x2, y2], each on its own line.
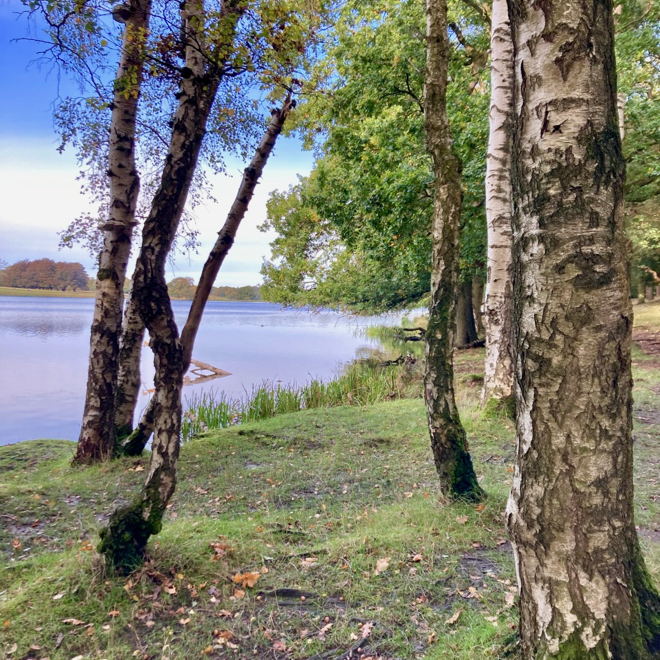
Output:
[0, 1, 314, 286]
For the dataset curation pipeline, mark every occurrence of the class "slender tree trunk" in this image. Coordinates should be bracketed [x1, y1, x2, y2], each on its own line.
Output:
[455, 280, 479, 347]
[73, 0, 150, 464]
[423, 0, 485, 502]
[118, 94, 296, 456]
[482, 0, 514, 413]
[506, 0, 660, 656]
[98, 0, 247, 572]
[114, 289, 147, 439]
[471, 275, 485, 335]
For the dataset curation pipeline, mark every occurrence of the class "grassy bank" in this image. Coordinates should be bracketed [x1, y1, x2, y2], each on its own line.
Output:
[0, 286, 95, 298]
[1, 309, 660, 659]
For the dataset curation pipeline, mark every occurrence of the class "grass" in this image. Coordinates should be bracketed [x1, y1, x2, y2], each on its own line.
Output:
[182, 361, 424, 442]
[0, 286, 95, 298]
[1, 305, 659, 659]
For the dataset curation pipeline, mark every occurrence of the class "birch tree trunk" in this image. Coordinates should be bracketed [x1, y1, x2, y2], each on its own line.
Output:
[506, 0, 660, 656]
[455, 280, 479, 347]
[423, 0, 485, 502]
[482, 0, 514, 413]
[114, 290, 147, 439]
[118, 95, 296, 457]
[73, 0, 150, 464]
[98, 0, 247, 572]
[471, 275, 485, 335]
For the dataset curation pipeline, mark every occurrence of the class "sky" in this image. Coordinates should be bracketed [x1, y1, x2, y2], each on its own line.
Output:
[0, 1, 315, 287]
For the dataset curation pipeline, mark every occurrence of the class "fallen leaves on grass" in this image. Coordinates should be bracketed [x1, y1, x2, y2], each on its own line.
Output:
[62, 618, 85, 626]
[455, 515, 469, 524]
[300, 556, 319, 568]
[232, 571, 261, 588]
[446, 609, 463, 625]
[374, 557, 390, 575]
[273, 640, 287, 651]
[52, 592, 65, 600]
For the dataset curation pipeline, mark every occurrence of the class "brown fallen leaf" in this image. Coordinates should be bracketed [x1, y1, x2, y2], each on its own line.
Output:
[52, 592, 65, 600]
[11, 538, 22, 551]
[231, 589, 246, 600]
[179, 618, 191, 625]
[455, 516, 469, 524]
[7, 643, 17, 655]
[300, 557, 319, 568]
[411, 554, 423, 562]
[62, 618, 85, 626]
[474, 503, 486, 512]
[163, 585, 177, 595]
[232, 571, 261, 588]
[107, 610, 120, 618]
[217, 609, 233, 618]
[374, 557, 390, 575]
[273, 640, 287, 652]
[360, 621, 374, 638]
[505, 591, 516, 608]
[214, 630, 235, 641]
[446, 609, 463, 625]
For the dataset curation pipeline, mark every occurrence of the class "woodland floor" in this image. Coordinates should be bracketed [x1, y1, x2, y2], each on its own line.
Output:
[1, 304, 660, 660]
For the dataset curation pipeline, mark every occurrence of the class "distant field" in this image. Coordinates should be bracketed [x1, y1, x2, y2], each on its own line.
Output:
[0, 286, 95, 298]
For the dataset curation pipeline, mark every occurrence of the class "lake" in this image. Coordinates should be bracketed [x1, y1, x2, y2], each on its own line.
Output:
[0, 297, 397, 446]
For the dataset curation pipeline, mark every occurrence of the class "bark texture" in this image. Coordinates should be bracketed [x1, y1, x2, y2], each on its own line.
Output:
[118, 96, 295, 457]
[455, 280, 479, 348]
[471, 275, 485, 335]
[482, 0, 514, 411]
[114, 289, 147, 440]
[423, 0, 484, 502]
[74, 0, 150, 464]
[99, 0, 247, 572]
[506, 0, 660, 656]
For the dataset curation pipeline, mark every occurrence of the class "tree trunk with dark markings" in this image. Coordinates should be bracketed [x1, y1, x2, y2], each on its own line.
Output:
[74, 0, 151, 464]
[118, 95, 295, 456]
[423, 0, 484, 503]
[98, 0, 247, 572]
[506, 0, 660, 656]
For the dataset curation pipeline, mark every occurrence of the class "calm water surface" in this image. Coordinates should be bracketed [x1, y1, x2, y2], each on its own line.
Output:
[0, 297, 394, 445]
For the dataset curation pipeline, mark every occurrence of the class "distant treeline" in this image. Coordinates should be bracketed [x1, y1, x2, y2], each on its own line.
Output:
[0, 258, 89, 291]
[167, 277, 262, 301]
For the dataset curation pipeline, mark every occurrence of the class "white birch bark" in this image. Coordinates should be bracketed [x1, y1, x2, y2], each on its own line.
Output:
[506, 0, 660, 656]
[74, 0, 151, 464]
[482, 0, 514, 408]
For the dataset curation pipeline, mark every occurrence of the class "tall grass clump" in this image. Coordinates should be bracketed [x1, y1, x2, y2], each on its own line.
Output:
[181, 358, 423, 442]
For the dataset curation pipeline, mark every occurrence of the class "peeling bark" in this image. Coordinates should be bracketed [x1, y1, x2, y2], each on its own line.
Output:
[423, 0, 485, 502]
[73, 0, 150, 465]
[506, 0, 660, 656]
[117, 95, 295, 456]
[482, 0, 514, 411]
[99, 0, 247, 572]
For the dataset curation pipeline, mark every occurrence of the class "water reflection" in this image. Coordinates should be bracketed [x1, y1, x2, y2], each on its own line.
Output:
[0, 297, 399, 446]
[0, 298, 90, 338]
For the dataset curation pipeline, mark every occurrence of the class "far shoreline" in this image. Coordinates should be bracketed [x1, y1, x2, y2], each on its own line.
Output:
[0, 286, 268, 303]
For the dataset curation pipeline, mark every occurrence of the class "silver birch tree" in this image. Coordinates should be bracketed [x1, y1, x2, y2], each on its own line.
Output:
[482, 0, 514, 413]
[74, 0, 151, 464]
[506, 0, 660, 655]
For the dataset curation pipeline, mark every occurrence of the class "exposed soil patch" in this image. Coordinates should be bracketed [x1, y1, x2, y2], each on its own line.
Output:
[633, 328, 660, 357]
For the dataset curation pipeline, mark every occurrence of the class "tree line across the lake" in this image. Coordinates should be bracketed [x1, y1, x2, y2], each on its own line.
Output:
[9, 0, 660, 657]
[0, 259, 260, 301]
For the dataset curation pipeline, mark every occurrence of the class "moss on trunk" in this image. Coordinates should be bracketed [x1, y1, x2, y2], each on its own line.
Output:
[98, 498, 163, 574]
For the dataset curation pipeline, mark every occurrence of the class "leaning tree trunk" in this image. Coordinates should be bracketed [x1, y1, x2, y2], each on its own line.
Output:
[119, 94, 296, 457]
[73, 0, 150, 465]
[114, 289, 147, 439]
[506, 0, 660, 657]
[481, 0, 514, 415]
[423, 0, 485, 502]
[98, 0, 247, 572]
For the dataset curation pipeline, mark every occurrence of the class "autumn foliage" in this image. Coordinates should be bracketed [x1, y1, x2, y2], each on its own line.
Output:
[1, 259, 89, 291]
